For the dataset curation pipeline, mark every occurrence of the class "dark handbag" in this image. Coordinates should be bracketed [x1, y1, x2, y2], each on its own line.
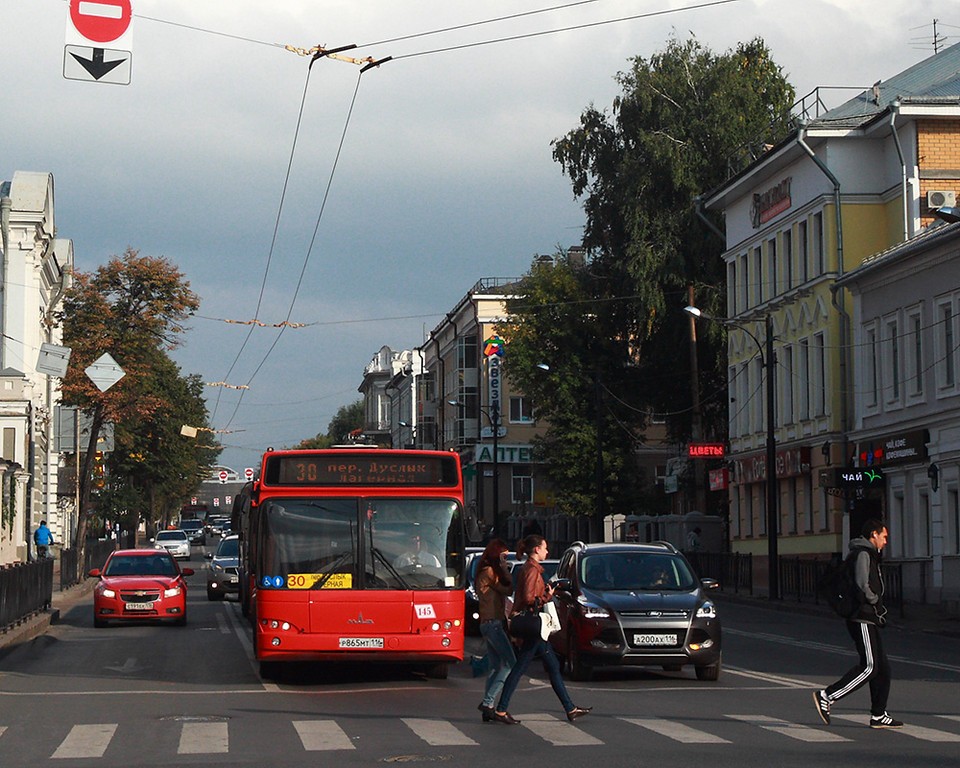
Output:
[508, 610, 541, 639]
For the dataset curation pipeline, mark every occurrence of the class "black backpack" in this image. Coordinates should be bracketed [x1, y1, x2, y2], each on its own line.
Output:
[817, 554, 861, 618]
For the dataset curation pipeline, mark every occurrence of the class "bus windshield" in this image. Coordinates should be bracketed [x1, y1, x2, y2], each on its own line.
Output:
[259, 497, 463, 590]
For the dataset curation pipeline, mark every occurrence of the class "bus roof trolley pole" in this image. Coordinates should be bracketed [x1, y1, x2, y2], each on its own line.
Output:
[360, 56, 393, 74]
[308, 43, 360, 69]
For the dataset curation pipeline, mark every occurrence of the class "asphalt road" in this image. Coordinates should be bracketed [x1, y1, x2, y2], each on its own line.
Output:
[1, 548, 958, 768]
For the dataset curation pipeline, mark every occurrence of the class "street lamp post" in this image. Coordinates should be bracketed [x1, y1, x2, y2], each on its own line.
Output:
[685, 306, 779, 600]
[449, 400, 501, 536]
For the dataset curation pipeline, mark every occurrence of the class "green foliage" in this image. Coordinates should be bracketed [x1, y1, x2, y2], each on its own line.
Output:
[296, 400, 365, 448]
[504, 36, 795, 514]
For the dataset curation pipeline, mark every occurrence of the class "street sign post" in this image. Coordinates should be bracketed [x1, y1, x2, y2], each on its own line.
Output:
[64, 0, 133, 85]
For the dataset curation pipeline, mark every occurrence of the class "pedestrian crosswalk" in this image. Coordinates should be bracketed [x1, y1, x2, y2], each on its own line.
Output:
[2, 711, 959, 759]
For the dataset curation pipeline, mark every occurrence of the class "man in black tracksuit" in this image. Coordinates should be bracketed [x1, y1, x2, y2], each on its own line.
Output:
[813, 519, 903, 729]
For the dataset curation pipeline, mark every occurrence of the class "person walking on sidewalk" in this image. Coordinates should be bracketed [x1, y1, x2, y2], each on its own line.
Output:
[34, 520, 55, 559]
[475, 538, 515, 722]
[493, 534, 591, 725]
[813, 519, 903, 729]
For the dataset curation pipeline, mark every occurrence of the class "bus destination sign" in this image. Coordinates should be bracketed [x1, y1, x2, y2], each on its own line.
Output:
[268, 453, 458, 486]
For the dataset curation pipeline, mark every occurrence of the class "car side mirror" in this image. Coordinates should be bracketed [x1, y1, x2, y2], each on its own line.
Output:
[700, 578, 720, 591]
[204, 552, 213, 559]
[181, 568, 195, 576]
[553, 578, 572, 592]
[87, 568, 101, 577]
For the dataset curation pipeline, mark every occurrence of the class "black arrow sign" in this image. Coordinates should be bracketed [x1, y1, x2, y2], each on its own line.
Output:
[70, 48, 125, 80]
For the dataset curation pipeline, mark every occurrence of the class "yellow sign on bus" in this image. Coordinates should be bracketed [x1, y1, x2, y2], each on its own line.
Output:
[286, 573, 353, 589]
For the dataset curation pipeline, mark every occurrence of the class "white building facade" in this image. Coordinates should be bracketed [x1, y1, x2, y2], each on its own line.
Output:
[0, 171, 73, 564]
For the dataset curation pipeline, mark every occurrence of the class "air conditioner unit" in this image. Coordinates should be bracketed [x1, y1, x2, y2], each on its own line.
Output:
[927, 189, 956, 208]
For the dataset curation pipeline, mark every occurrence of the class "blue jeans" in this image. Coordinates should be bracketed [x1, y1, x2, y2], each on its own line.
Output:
[496, 634, 575, 714]
[480, 620, 516, 708]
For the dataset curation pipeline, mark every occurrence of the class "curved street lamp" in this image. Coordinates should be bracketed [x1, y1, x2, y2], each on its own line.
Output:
[685, 305, 780, 600]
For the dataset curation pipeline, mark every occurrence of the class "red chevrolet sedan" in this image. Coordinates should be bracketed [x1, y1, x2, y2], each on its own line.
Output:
[89, 549, 194, 627]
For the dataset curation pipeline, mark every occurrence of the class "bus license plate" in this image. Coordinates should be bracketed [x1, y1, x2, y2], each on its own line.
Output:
[634, 633, 677, 646]
[339, 637, 384, 649]
[126, 602, 154, 611]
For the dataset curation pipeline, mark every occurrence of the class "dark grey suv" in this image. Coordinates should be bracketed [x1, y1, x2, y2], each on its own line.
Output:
[205, 534, 240, 600]
[550, 541, 721, 681]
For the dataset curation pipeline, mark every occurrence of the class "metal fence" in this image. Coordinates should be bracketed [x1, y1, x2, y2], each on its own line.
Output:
[0, 557, 54, 632]
[59, 539, 118, 590]
[778, 556, 904, 618]
[684, 551, 754, 595]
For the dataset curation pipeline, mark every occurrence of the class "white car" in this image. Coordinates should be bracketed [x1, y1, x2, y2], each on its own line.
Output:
[153, 530, 191, 560]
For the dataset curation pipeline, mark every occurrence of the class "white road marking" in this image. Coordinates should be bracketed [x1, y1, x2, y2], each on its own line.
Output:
[723, 665, 812, 688]
[834, 714, 960, 741]
[178, 721, 229, 754]
[52, 723, 118, 759]
[726, 714, 851, 742]
[520, 712, 604, 746]
[215, 611, 231, 635]
[294, 720, 356, 751]
[402, 718, 477, 746]
[622, 716, 730, 743]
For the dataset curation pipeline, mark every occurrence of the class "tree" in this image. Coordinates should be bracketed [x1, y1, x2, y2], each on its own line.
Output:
[296, 400, 365, 448]
[504, 36, 795, 515]
[56, 248, 202, 564]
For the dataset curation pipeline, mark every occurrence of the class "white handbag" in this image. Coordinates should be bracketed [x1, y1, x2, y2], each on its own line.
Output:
[539, 600, 561, 640]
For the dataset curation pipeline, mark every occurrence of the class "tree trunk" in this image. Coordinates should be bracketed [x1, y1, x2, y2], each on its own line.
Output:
[74, 404, 105, 573]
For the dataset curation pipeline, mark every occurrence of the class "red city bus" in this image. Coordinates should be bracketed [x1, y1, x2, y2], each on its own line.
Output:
[235, 448, 467, 680]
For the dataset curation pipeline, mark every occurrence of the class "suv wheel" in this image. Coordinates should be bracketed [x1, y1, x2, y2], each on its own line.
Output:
[567, 629, 593, 682]
[695, 656, 721, 681]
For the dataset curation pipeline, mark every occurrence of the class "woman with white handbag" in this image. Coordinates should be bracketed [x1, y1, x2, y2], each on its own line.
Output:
[493, 534, 591, 725]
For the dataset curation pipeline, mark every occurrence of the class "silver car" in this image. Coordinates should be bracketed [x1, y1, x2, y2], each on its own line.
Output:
[153, 530, 191, 560]
[205, 534, 240, 600]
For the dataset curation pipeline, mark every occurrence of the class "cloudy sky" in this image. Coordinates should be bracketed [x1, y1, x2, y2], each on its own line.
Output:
[1, 0, 952, 472]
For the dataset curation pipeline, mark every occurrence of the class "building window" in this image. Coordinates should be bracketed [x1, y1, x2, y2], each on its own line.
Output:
[511, 465, 533, 504]
[918, 492, 930, 558]
[865, 325, 879, 408]
[799, 339, 810, 421]
[768, 237, 778, 297]
[457, 334, 478, 370]
[907, 310, 923, 397]
[814, 332, 827, 416]
[788, 477, 798, 533]
[892, 490, 905, 558]
[885, 318, 900, 403]
[813, 211, 824, 274]
[936, 300, 956, 389]
[782, 344, 794, 425]
[754, 357, 764, 433]
[783, 228, 793, 290]
[753, 246, 763, 305]
[949, 487, 960, 555]
[509, 396, 534, 423]
[727, 260, 738, 315]
[797, 219, 808, 283]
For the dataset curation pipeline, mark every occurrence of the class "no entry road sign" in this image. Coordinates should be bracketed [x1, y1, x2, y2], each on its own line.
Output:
[69, 0, 132, 44]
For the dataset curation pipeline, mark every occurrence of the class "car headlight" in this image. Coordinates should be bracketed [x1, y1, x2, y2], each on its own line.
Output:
[164, 586, 183, 598]
[695, 601, 717, 619]
[576, 595, 611, 619]
[212, 563, 224, 573]
[101, 588, 116, 598]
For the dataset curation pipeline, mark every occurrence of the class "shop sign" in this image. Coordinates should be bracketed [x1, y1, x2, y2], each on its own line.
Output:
[857, 429, 928, 467]
[751, 176, 792, 228]
[734, 446, 811, 484]
[475, 443, 538, 464]
[688, 443, 725, 458]
[819, 466, 887, 489]
[709, 468, 729, 491]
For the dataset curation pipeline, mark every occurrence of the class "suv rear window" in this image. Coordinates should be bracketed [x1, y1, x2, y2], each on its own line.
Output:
[180, 520, 203, 531]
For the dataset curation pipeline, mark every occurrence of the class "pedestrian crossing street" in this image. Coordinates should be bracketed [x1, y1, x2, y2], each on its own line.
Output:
[4, 712, 960, 758]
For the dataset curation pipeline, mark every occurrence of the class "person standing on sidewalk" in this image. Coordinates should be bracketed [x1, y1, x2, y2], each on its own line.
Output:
[475, 538, 515, 722]
[813, 518, 903, 729]
[34, 520, 55, 559]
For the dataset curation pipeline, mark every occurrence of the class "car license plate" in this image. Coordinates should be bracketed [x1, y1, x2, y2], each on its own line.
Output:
[227, 575, 238, 583]
[634, 633, 677, 646]
[338, 637, 384, 649]
[126, 602, 154, 611]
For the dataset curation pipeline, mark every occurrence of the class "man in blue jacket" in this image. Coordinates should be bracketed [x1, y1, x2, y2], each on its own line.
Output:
[813, 519, 902, 729]
[34, 520, 55, 559]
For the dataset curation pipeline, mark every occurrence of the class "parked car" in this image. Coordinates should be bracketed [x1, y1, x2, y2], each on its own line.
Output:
[89, 549, 193, 627]
[153, 529, 191, 560]
[206, 534, 240, 600]
[179, 518, 206, 546]
[549, 541, 721, 681]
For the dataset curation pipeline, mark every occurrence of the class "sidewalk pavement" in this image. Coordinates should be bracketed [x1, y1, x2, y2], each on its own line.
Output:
[0, 577, 97, 655]
[714, 589, 960, 639]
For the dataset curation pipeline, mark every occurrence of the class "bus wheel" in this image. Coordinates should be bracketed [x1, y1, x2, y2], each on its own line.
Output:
[259, 660, 281, 680]
[424, 662, 448, 680]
